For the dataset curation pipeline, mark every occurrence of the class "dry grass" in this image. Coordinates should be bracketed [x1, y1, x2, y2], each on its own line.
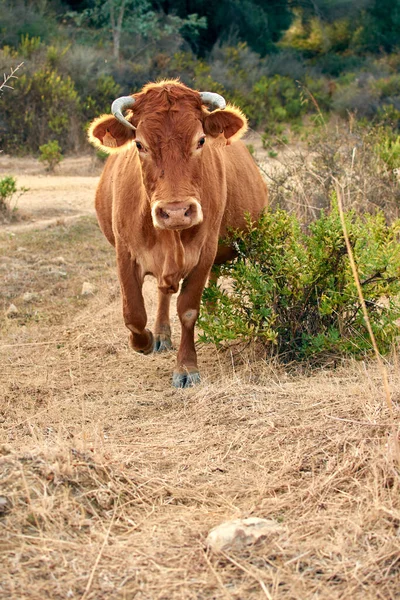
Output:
[253, 119, 400, 225]
[1, 216, 400, 599]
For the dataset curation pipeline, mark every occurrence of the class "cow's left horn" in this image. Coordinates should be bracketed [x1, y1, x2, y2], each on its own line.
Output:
[200, 91, 226, 111]
[111, 95, 136, 130]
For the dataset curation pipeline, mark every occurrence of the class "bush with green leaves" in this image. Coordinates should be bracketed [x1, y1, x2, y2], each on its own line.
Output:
[0, 175, 27, 221]
[0, 67, 79, 154]
[0, 176, 17, 215]
[38, 140, 63, 172]
[81, 74, 122, 123]
[249, 75, 305, 131]
[199, 204, 400, 362]
[374, 134, 400, 172]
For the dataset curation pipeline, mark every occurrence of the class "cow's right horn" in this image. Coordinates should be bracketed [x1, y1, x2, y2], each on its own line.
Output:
[200, 91, 226, 111]
[111, 96, 136, 130]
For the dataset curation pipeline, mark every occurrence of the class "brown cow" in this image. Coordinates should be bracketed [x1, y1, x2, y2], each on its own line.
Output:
[88, 80, 267, 387]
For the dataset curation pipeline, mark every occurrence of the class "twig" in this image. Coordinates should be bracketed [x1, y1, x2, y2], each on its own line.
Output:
[0, 63, 23, 93]
[326, 415, 388, 427]
[0, 341, 63, 349]
[7, 532, 80, 546]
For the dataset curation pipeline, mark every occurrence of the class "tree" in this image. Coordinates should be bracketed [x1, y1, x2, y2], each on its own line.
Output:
[67, 0, 206, 63]
[355, 0, 400, 53]
[286, 0, 400, 54]
[109, 0, 128, 61]
[153, 0, 294, 55]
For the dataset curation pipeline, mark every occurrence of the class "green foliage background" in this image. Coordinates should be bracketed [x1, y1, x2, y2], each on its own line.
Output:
[1, 0, 400, 155]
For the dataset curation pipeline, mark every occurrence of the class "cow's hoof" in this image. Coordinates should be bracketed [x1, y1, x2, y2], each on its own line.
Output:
[131, 329, 154, 355]
[172, 370, 201, 388]
[154, 335, 173, 353]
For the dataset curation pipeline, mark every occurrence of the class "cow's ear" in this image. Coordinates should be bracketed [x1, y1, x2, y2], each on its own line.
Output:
[203, 104, 248, 142]
[88, 114, 136, 154]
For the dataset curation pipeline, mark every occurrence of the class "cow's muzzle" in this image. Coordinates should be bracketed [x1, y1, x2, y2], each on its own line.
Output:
[152, 199, 203, 230]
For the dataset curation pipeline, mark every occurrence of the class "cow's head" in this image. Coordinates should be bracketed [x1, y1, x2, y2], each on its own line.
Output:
[88, 80, 247, 231]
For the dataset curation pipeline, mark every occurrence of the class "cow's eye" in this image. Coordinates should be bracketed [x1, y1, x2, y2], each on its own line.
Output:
[136, 141, 147, 152]
[197, 136, 206, 149]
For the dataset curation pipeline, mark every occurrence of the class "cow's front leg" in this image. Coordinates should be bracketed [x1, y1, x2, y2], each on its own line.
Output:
[117, 248, 154, 355]
[154, 288, 173, 352]
[172, 263, 212, 388]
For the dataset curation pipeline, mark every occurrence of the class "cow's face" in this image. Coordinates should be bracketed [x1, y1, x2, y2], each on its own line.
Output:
[133, 107, 207, 231]
[88, 81, 247, 231]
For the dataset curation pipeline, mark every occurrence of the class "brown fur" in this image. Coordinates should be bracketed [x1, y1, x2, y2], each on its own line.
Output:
[88, 80, 267, 387]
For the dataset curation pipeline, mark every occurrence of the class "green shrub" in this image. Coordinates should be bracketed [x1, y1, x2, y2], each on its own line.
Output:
[0, 67, 79, 154]
[0, 175, 27, 220]
[372, 74, 400, 98]
[374, 135, 400, 171]
[246, 144, 255, 156]
[243, 75, 310, 133]
[46, 44, 71, 69]
[311, 52, 364, 77]
[200, 204, 400, 361]
[377, 104, 400, 130]
[280, 16, 326, 56]
[81, 74, 122, 123]
[0, 176, 17, 213]
[18, 33, 42, 58]
[168, 51, 198, 82]
[38, 140, 63, 171]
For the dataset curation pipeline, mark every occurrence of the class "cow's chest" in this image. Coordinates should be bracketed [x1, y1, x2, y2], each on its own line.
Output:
[136, 236, 202, 293]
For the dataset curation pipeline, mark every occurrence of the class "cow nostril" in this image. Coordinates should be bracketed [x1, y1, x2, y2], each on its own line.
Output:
[159, 208, 169, 219]
[156, 203, 197, 223]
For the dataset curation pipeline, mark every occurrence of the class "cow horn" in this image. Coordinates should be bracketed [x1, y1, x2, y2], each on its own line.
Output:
[200, 91, 226, 111]
[111, 95, 136, 130]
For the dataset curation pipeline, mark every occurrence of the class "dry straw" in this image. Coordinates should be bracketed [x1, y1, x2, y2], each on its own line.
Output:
[1, 153, 400, 598]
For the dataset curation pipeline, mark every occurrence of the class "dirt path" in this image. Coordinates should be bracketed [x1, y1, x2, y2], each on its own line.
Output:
[0, 155, 100, 231]
[1, 155, 399, 600]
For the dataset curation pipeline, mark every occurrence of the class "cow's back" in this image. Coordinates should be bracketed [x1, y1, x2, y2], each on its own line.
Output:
[220, 141, 268, 236]
[211, 141, 267, 264]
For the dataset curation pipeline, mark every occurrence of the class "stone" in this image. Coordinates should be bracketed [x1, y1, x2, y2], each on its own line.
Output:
[51, 256, 66, 265]
[6, 303, 18, 317]
[81, 282, 96, 296]
[206, 517, 282, 552]
[23, 292, 39, 303]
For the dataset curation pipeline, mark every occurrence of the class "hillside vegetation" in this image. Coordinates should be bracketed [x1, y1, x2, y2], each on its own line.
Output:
[0, 0, 400, 156]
